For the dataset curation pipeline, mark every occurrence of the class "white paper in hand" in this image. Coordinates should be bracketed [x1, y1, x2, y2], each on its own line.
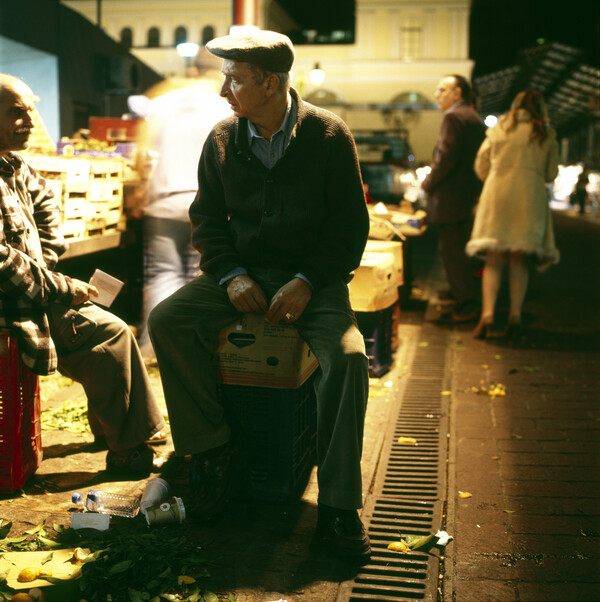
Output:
[89, 269, 124, 307]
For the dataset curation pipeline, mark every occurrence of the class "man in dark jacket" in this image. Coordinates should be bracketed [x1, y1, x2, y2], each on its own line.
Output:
[148, 30, 371, 559]
[422, 74, 486, 321]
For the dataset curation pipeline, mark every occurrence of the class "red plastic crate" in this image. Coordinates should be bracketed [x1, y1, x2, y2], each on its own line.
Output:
[0, 333, 42, 493]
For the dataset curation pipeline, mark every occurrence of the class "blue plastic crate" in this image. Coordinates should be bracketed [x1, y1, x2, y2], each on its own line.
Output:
[356, 304, 396, 377]
[219, 374, 317, 502]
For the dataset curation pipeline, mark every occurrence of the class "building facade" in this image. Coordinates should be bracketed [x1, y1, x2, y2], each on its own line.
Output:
[60, 0, 476, 162]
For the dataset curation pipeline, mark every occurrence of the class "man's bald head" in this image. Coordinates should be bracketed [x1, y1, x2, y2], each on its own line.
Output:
[0, 74, 38, 155]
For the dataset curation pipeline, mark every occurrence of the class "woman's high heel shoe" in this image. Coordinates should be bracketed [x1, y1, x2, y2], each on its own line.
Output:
[473, 317, 493, 340]
[505, 316, 522, 340]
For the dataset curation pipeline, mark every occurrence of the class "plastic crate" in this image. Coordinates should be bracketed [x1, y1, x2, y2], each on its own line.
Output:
[0, 333, 42, 494]
[356, 303, 396, 377]
[219, 375, 317, 502]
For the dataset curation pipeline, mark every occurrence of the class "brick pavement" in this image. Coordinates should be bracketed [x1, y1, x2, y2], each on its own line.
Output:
[416, 212, 600, 601]
[1, 210, 598, 602]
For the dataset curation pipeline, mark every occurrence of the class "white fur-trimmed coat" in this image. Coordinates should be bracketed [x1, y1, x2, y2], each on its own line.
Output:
[466, 109, 560, 271]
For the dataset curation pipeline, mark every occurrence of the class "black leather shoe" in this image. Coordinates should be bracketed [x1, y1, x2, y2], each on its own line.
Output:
[313, 504, 371, 559]
[189, 441, 237, 518]
[105, 443, 155, 475]
[452, 303, 479, 323]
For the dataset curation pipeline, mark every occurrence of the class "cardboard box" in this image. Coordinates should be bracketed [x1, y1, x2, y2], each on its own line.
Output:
[365, 239, 404, 287]
[389, 208, 427, 232]
[368, 213, 396, 240]
[349, 251, 399, 312]
[57, 140, 137, 159]
[214, 313, 318, 389]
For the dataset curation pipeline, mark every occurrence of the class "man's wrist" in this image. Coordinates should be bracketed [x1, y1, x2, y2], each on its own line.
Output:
[219, 267, 247, 286]
[294, 273, 313, 289]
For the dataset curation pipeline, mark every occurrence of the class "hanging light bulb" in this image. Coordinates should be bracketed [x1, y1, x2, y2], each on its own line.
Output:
[309, 62, 325, 87]
[176, 42, 200, 58]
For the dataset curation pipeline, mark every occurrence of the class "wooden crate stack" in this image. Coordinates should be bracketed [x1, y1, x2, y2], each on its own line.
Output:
[26, 155, 124, 240]
[87, 159, 124, 236]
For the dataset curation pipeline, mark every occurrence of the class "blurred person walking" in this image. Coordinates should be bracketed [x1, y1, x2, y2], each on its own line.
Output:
[572, 164, 590, 215]
[132, 51, 231, 357]
[421, 74, 486, 322]
[466, 89, 560, 339]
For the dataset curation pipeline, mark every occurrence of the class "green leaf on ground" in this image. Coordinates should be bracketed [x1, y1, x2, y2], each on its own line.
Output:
[25, 522, 45, 535]
[0, 521, 12, 539]
[41, 551, 54, 565]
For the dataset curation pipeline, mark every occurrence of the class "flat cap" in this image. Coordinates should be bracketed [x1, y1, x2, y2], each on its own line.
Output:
[206, 29, 295, 73]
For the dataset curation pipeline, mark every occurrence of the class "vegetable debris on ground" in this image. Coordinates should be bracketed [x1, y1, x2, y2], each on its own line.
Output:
[0, 518, 227, 601]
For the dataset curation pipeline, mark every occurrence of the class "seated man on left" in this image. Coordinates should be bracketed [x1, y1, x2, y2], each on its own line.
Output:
[0, 73, 165, 473]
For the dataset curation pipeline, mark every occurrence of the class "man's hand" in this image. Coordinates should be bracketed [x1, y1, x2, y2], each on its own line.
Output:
[265, 277, 312, 324]
[226, 274, 268, 314]
[71, 279, 99, 306]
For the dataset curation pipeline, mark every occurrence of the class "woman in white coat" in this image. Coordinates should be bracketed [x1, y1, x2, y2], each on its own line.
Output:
[467, 89, 559, 339]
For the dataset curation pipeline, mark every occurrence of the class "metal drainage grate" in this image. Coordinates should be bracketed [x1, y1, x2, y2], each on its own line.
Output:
[338, 326, 451, 602]
[337, 497, 443, 602]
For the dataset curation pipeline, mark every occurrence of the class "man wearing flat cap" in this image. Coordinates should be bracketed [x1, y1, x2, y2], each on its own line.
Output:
[149, 30, 371, 559]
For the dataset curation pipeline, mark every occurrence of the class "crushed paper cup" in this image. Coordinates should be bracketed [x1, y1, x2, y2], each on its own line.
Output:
[140, 478, 170, 516]
[435, 530, 453, 547]
[89, 269, 124, 307]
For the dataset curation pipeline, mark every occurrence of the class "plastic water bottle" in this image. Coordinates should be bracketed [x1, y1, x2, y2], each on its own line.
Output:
[72, 490, 141, 518]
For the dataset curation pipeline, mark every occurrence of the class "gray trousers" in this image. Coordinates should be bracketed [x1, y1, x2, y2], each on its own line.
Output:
[148, 268, 369, 509]
[48, 302, 165, 454]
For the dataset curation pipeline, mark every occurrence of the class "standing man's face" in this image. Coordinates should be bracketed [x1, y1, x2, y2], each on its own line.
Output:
[219, 59, 269, 122]
[0, 80, 37, 155]
[435, 76, 462, 112]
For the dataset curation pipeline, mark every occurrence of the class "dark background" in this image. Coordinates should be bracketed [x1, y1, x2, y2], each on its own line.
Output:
[470, 0, 599, 76]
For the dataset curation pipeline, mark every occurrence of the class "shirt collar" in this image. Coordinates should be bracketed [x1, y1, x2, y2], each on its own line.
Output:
[248, 94, 295, 142]
[445, 99, 465, 115]
[0, 153, 20, 176]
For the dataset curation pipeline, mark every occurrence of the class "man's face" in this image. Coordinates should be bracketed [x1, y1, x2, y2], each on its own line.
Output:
[434, 76, 461, 112]
[219, 59, 268, 121]
[0, 81, 37, 155]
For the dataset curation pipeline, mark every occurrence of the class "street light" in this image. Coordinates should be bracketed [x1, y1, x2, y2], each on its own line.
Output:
[177, 42, 200, 73]
[309, 62, 325, 87]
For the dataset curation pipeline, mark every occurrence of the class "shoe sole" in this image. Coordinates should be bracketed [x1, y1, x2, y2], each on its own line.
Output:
[452, 314, 478, 323]
[310, 534, 372, 562]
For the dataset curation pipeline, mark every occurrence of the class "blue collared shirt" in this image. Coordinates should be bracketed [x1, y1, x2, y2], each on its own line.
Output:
[247, 95, 296, 168]
[219, 95, 311, 288]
